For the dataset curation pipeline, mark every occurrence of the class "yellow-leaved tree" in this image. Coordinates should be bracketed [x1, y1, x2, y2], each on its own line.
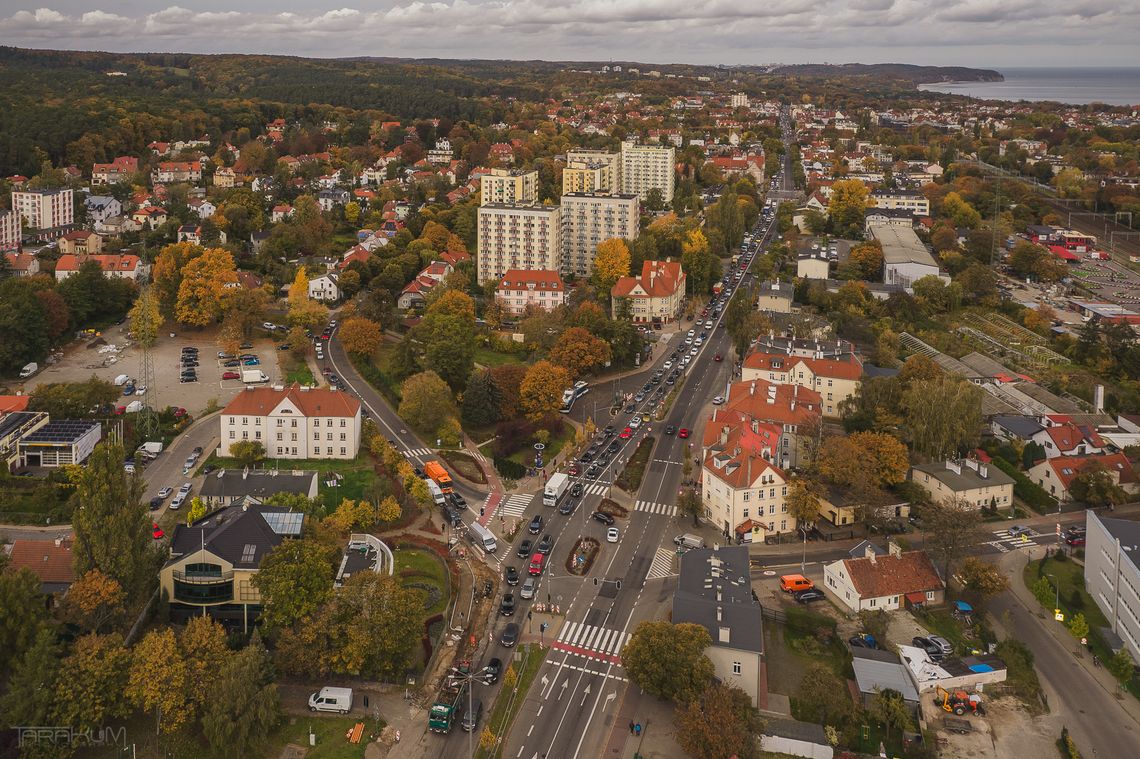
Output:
[592, 238, 631, 296]
[175, 248, 239, 326]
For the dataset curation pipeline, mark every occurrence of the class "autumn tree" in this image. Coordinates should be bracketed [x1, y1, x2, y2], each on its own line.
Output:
[548, 326, 612, 379]
[128, 287, 164, 348]
[827, 179, 871, 238]
[785, 479, 822, 534]
[327, 498, 378, 532]
[54, 633, 131, 733]
[846, 242, 884, 280]
[229, 439, 266, 467]
[797, 662, 855, 725]
[339, 317, 384, 356]
[201, 635, 281, 755]
[675, 682, 764, 759]
[399, 370, 455, 435]
[867, 687, 911, 739]
[902, 375, 983, 459]
[924, 498, 983, 581]
[622, 621, 714, 704]
[940, 191, 982, 228]
[286, 266, 328, 329]
[377, 495, 402, 523]
[426, 289, 476, 321]
[251, 539, 338, 636]
[818, 431, 909, 493]
[152, 241, 203, 316]
[957, 557, 1009, 602]
[681, 228, 717, 295]
[58, 568, 126, 634]
[128, 628, 190, 735]
[489, 364, 527, 419]
[592, 238, 631, 297]
[519, 360, 571, 423]
[181, 616, 229, 713]
[175, 247, 239, 326]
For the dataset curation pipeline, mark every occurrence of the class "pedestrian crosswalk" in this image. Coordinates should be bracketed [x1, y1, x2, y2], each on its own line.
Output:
[989, 528, 1038, 553]
[647, 547, 676, 580]
[497, 493, 534, 519]
[552, 622, 628, 665]
[403, 447, 432, 459]
[634, 500, 676, 517]
[582, 483, 609, 497]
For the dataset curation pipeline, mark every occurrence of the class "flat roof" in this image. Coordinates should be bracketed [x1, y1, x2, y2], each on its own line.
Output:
[870, 225, 938, 268]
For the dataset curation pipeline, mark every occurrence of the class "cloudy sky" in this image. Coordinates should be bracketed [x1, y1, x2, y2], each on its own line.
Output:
[0, 1, 1136, 67]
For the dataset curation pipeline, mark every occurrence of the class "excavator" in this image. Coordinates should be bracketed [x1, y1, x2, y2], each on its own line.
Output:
[934, 686, 986, 716]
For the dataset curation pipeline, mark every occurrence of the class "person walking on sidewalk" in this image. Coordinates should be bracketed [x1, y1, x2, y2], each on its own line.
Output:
[635, 723, 642, 737]
[629, 721, 635, 734]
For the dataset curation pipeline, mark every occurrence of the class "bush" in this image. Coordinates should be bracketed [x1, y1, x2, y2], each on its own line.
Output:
[493, 457, 526, 479]
[996, 639, 1044, 706]
[493, 418, 536, 458]
[989, 456, 1058, 512]
[437, 417, 463, 448]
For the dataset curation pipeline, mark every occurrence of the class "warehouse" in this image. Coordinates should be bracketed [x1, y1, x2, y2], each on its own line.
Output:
[870, 224, 942, 290]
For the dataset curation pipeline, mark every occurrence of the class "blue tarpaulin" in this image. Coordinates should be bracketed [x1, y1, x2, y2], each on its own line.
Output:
[968, 663, 994, 673]
[955, 600, 975, 613]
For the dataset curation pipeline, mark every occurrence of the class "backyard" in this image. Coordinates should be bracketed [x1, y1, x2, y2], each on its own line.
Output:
[198, 451, 381, 513]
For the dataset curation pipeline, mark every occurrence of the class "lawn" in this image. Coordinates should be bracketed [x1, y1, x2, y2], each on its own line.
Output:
[477, 644, 545, 759]
[266, 714, 385, 759]
[474, 346, 526, 368]
[503, 421, 575, 467]
[394, 547, 450, 616]
[200, 452, 379, 514]
[286, 362, 316, 386]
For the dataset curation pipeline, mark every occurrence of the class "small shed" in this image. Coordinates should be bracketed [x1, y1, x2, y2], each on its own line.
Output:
[851, 647, 921, 714]
[760, 717, 834, 759]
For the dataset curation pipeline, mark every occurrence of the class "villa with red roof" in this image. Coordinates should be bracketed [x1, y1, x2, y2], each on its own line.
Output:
[742, 346, 863, 417]
[1028, 453, 1138, 503]
[54, 253, 146, 282]
[220, 384, 361, 460]
[611, 259, 685, 323]
[495, 269, 568, 316]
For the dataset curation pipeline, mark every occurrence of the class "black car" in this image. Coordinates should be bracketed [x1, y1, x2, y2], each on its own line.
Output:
[911, 636, 944, 660]
[607, 440, 620, 453]
[585, 465, 600, 480]
[201, 464, 216, 475]
[603, 425, 615, 437]
[528, 515, 543, 534]
[516, 539, 532, 558]
[559, 498, 578, 516]
[570, 482, 583, 498]
[624, 403, 636, 414]
[499, 593, 516, 617]
[537, 534, 553, 554]
[413, 466, 424, 478]
[149, 496, 164, 511]
[504, 566, 519, 586]
[793, 588, 825, 604]
[500, 623, 520, 647]
[665, 375, 676, 386]
[591, 511, 615, 526]
[482, 657, 503, 684]
[179, 376, 198, 383]
[223, 360, 240, 367]
[580, 450, 594, 463]
[449, 492, 467, 509]
[665, 425, 676, 435]
[442, 506, 462, 527]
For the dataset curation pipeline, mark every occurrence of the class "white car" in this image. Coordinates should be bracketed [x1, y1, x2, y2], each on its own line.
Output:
[157, 486, 173, 499]
[682, 356, 691, 366]
[170, 493, 185, 510]
[629, 416, 642, 429]
[686, 329, 695, 338]
[178, 482, 192, 494]
[690, 347, 699, 356]
[694, 338, 704, 347]
[606, 527, 619, 543]
[684, 337, 693, 346]
[704, 320, 714, 329]
[712, 395, 725, 405]
[262, 321, 276, 330]
[663, 360, 673, 370]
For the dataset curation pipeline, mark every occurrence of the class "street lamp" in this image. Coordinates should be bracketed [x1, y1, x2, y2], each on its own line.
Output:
[446, 663, 484, 757]
[1047, 573, 1061, 620]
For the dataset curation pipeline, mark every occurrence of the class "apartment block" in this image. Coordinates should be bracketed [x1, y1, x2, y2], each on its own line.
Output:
[560, 192, 639, 278]
[1085, 512, 1140, 662]
[476, 204, 562, 284]
[870, 190, 930, 216]
[562, 163, 615, 195]
[566, 149, 621, 188]
[220, 384, 362, 460]
[620, 142, 676, 203]
[0, 210, 20, 252]
[11, 188, 74, 232]
[480, 169, 538, 206]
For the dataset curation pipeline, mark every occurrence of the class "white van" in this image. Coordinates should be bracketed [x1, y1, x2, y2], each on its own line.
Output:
[426, 479, 446, 506]
[469, 522, 497, 554]
[673, 533, 705, 551]
[113, 374, 131, 386]
[308, 686, 353, 714]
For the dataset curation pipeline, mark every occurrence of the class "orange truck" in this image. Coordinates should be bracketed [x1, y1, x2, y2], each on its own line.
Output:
[423, 460, 453, 494]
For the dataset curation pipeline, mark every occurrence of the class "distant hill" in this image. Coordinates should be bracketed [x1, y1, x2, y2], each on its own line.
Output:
[758, 63, 1003, 85]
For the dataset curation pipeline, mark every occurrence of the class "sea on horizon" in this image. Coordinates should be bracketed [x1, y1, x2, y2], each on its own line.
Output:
[917, 67, 1140, 107]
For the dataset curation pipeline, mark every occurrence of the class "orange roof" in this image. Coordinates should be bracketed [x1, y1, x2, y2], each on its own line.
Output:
[7, 538, 75, 586]
[1043, 423, 1103, 452]
[703, 445, 783, 489]
[221, 383, 360, 418]
[1047, 453, 1136, 489]
[497, 269, 566, 292]
[743, 350, 863, 381]
[717, 378, 821, 427]
[612, 259, 685, 299]
[842, 550, 943, 599]
[0, 395, 30, 412]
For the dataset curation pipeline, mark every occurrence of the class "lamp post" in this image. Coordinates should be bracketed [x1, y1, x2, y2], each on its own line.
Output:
[446, 664, 483, 757]
[1047, 573, 1061, 620]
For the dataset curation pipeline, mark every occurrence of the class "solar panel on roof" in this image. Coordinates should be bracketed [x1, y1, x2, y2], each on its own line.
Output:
[21, 420, 99, 443]
[262, 511, 303, 537]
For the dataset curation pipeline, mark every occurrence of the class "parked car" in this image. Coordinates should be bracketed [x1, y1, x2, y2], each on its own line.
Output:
[157, 486, 173, 499]
[912, 636, 946, 659]
[606, 527, 619, 543]
[152, 523, 165, 540]
[482, 658, 503, 684]
[793, 588, 826, 604]
[591, 511, 615, 526]
[222, 371, 240, 380]
[712, 395, 725, 405]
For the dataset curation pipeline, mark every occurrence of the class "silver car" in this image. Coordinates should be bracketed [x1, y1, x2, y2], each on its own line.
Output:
[520, 576, 538, 600]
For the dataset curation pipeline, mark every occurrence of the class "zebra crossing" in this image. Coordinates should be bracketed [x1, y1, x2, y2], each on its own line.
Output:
[634, 500, 676, 517]
[646, 547, 677, 580]
[497, 493, 534, 519]
[552, 622, 628, 665]
[989, 528, 1038, 553]
[582, 483, 609, 497]
[403, 447, 432, 459]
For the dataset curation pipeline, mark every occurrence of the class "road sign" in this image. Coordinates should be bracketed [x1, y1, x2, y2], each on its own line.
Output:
[1054, 610, 1065, 622]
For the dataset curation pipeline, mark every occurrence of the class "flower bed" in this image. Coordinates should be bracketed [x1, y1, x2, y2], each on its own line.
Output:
[566, 537, 600, 576]
[598, 498, 629, 518]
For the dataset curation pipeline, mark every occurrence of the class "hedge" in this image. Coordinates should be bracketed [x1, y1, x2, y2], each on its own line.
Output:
[493, 456, 526, 479]
[989, 456, 1058, 512]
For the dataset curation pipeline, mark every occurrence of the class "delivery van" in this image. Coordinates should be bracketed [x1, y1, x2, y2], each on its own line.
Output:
[779, 574, 814, 593]
[673, 533, 705, 550]
[426, 479, 446, 506]
[308, 686, 353, 714]
[469, 522, 497, 554]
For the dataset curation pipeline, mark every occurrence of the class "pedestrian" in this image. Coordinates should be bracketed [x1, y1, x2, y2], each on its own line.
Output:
[635, 723, 642, 736]
[629, 721, 635, 734]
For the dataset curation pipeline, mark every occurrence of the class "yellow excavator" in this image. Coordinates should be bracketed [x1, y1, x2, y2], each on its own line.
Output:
[935, 686, 986, 716]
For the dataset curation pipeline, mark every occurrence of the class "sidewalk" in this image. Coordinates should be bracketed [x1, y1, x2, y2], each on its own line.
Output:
[600, 685, 683, 759]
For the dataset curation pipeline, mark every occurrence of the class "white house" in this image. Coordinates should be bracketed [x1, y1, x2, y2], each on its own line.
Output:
[307, 273, 340, 302]
[823, 543, 945, 613]
[220, 384, 362, 460]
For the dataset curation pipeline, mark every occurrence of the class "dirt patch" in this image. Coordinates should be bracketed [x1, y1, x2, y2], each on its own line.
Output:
[923, 694, 1058, 759]
[566, 537, 600, 575]
[598, 498, 629, 518]
[440, 450, 487, 485]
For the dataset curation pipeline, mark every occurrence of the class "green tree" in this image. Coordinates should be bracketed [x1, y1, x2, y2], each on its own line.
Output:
[858, 609, 891, 646]
[1068, 612, 1090, 641]
[251, 539, 338, 635]
[0, 627, 61, 732]
[867, 687, 911, 739]
[180, 616, 229, 710]
[622, 621, 714, 704]
[1108, 648, 1135, 688]
[399, 370, 455, 435]
[678, 488, 703, 527]
[1069, 463, 1129, 508]
[0, 278, 50, 373]
[958, 557, 1009, 602]
[461, 369, 503, 428]
[54, 633, 132, 732]
[28, 377, 118, 419]
[229, 439, 267, 467]
[674, 681, 764, 759]
[901, 375, 983, 459]
[201, 634, 281, 756]
[0, 566, 48, 674]
[797, 662, 854, 724]
[71, 439, 152, 593]
[186, 496, 207, 525]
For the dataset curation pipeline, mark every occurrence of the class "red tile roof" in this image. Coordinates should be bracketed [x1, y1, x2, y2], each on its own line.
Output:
[497, 269, 566, 292]
[1047, 453, 1137, 489]
[0, 395, 30, 412]
[743, 350, 863, 381]
[842, 550, 943, 599]
[221, 383, 360, 418]
[7, 538, 75, 586]
[612, 259, 685, 299]
[717, 378, 821, 428]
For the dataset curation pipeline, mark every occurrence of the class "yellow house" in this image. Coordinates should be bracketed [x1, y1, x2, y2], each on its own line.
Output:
[910, 459, 1015, 510]
[741, 348, 862, 417]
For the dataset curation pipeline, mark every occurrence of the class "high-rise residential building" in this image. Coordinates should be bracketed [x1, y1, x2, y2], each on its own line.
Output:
[562, 162, 615, 195]
[479, 169, 538, 206]
[560, 192, 639, 278]
[476, 204, 562, 284]
[566, 149, 621, 189]
[620, 142, 675, 203]
[0, 210, 21, 252]
[731, 92, 750, 109]
[11, 188, 74, 232]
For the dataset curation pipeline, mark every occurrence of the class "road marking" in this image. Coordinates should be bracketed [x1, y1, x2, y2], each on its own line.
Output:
[403, 447, 432, 458]
[634, 500, 676, 517]
[647, 547, 677, 580]
[497, 493, 533, 519]
[584, 483, 609, 497]
[552, 623, 626, 664]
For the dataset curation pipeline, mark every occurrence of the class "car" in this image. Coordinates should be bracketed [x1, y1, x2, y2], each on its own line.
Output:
[634, 392, 645, 402]
[687, 329, 695, 338]
[482, 657, 503, 684]
[152, 523, 165, 540]
[504, 566, 519, 586]
[570, 482, 583, 498]
[606, 527, 619, 543]
[202, 464, 216, 475]
[689, 347, 699, 356]
[122, 385, 135, 396]
[1008, 525, 1031, 538]
[1066, 534, 1086, 546]
[516, 540, 532, 558]
[170, 493, 186, 510]
[223, 359, 240, 367]
[559, 498, 578, 515]
[149, 496, 164, 511]
[585, 464, 600, 480]
[694, 338, 703, 347]
[242, 359, 260, 366]
[712, 395, 725, 405]
[179, 375, 198, 383]
[619, 427, 632, 439]
[684, 337, 693, 346]
[848, 634, 878, 649]
[449, 492, 467, 509]
[592, 511, 615, 526]
[172, 407, 187, 418]
[714, 353, 723, 362]
[537, 534, 553, 554]
[499, 594, 516, 617]
[602, 425, 615, 437]
[178, 482, 193, 494]
[663, 360, 673, 370]
[222, 371, 240, 380]
[665, 425, 676, 435]
[157, 486, 173, 499]
[624, 403, 637, 414]
[500, 623, 520, 647]
[928, 635, 954, 655]
[528, 514, 543, 534]
[793, 588, 826, 604]
[678, 428, 690, 438]
[567, 462, 581, 476]
[665, 375, 675, 385]
[911, 636, 945, 659]
[629, 416, 642, 429]
[262, 322, 276, 330]
[520, 576, 538, 600]
[192, 446, 203, 456]
[607, 440, 620, 453]
[580, 450, 594, 463]
[528, 552, 545, 576]
[217, 351, 235, 359]
[641, 412, 650, 423]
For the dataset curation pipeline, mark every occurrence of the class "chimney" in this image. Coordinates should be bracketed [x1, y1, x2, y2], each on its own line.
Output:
[888, 541, 902, 558]
[979, 464, 988, 479]
[963, 459, 979, 472]
[945, 460, 961, 475]
[750, 381, 757, 396]
[864, 543, 877, 561]
[1094, 384, 1105, 413]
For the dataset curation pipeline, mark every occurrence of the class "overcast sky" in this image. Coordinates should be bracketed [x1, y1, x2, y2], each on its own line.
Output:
[1, 1, 1136, 68]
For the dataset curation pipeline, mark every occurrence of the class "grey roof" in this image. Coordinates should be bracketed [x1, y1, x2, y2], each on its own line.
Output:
[852, 654, 920, 702]
[862, 364, 900, 379]
[1012, 382, 1082, 415]
[85, 195, 117, 209]
[993, 415, 1045, 439]
[672, 545, 763, 654]
[958, 351, 1009, 377]
[0, 411, 46, 441]
[166, 504, 294, 569]
[758, 279, 794, 296]
[763, 717, 828, 744]
[198, 469, 317, 501]
[21, 419, 100, 445]
[911, 459, 1015, 492]
[1098, 516, 1140, 570]
[865, 207, 915, 219]
[870, 225, 937, 268]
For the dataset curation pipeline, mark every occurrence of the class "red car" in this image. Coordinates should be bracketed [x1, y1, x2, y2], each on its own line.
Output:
[152, 523, 165, 540]
[222, 371, 240, 380]
[678, 428, 690, 438]
[1066, 535, 1086, 547]
[172, 407, 187, 418]
[619, 427, 633, 439]
[568, 463, 581, 476]
[713, 354, 723, 362]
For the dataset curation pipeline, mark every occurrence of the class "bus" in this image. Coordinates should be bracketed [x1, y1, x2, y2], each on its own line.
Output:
[559, 381, 589, 413]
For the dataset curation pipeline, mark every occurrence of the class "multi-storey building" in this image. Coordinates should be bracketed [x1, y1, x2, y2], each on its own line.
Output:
[219, 384, 362, 460]
[611, 259, 685, 323]
[741, 340, 863, 417]
[562, 160, 617, 195]
[476, 204, 562, 284]
[560, 192, 639, 278]
[0, 210, 20, 252]
[495, 269, 569, 315]
[870, 189, 930, 216]
[479, 169, 538, 206]
[151, 161, 203, 184]
[730, 93, 750, 109]
[11, 189, 74, 232]
[620, 142, 675, 203]
[1085, 512, 1140, 662]
[91, 156, 138, 185]
[909, 459, 1015, 510]
[566, 149, 621, 189]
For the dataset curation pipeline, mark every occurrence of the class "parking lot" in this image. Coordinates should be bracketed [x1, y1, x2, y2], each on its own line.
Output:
[20, 324, 285, 417]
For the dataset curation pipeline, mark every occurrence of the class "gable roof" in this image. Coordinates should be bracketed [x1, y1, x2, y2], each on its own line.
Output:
[841, 550, 943, 599]
[611, 259, 685, 298]
[167, 504, 286, 569]
[672, 546, 763, 653]
[221, 383, 360, 418]
[497, 269, 566, 292]
[1045, 453, 1136, 489]
[743, 349, 863, 381]
[6, 538, 75, 589]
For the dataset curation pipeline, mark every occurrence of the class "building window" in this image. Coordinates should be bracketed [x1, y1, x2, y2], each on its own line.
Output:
[291, 433, 297, 441]
[732, 661, 742, 675]
[228, 431, 235, 439]
[341, 419, 346, 427]
[340, 447, 347, 455]
[743, 508, 749, 518]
